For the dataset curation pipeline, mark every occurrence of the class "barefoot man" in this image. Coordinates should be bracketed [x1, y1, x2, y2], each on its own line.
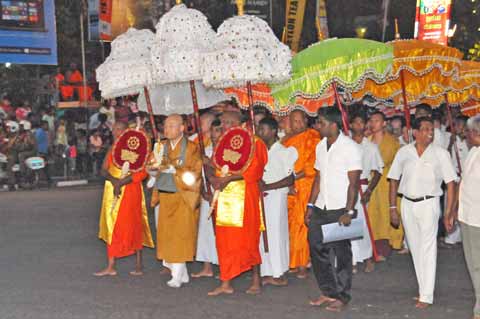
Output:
[208, 111, 268, 296]
[192, 118, 223, 278]
[95, 122, 154, 277]
[257, 117, 297, 286]
[283, 110, 321, 278]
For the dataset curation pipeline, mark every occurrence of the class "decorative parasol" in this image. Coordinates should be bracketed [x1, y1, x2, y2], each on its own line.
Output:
[202, 0, 292, 131]
[351, 39, 463, 134]
[271, 38, 393, 131]
[271, 37, 394, 262]
[96, 28, 159, 139]
[224, 83, 335, 116]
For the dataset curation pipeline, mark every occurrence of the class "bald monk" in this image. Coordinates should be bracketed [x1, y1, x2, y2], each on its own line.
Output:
[207, 111, 268, 296]
[189, 111, 215, 148]
[282, 110, 321, 279]
[151, 114, 203, 288]
[95, 122, 154, 277]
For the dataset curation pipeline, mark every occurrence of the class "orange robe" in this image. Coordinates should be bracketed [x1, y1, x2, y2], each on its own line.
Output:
[98, 151, 154, 258]
[215, 138, 268, 281]
[283, 129, 321, 269]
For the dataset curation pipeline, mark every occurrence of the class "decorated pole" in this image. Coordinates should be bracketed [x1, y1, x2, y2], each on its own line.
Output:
[444, 93, 462, 175]
[332, 80, 380, 262]
[236, 0, 269, 253]
[190, 80, 214, 198]
[399, 69, 412, 142]
[143, 87, 159, 140]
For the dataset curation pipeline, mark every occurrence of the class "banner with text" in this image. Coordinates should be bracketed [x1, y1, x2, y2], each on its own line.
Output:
[0, 0, 57, 65]
[316, 0, 329, 40]
[285, 0, 307, 52]
[414, 0, 451, 45]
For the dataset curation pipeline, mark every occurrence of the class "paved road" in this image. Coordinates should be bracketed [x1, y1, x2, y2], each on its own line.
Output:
[0, 187, 474, 319]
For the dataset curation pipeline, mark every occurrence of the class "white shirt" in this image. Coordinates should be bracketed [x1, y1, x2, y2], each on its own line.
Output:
[263, 142, 298, 193]
[388, 143, 457, 198]
[458, 147, 480, 227]
[450, 136, 469, 174]
[433, 127, 450, 149]
[314, 134, 362, 210]
[359, 137, 384, 180]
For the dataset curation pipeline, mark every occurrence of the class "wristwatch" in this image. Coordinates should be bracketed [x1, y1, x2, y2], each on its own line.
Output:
[346, 210, 355, 216]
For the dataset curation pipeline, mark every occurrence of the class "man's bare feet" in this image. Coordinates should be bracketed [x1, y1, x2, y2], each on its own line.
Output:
[309, 295, 336, 307]
[364, 260, 375, 273]
[208, 286, 234, 296]
[377, 255, 386, 262]
[93, 269, 117, 277]
[398, 248, 410, 255]
[129, 270, 143, 276]
[325, 300, 347, 312]
[352, 266, 358, 274]
[262, 277, 288, 286]
[191, 270, 214, 278]
[246, 285, 261, 295]
[296, 267, 308, 279]
[415, 301, 431, 309]
[159, 267, 171, 275]
[288, 268, 299, 274]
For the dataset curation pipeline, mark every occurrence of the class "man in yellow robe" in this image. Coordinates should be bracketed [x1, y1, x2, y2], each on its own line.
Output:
[368, 111, 404, 260]
[151, 114, 202, 288]
[282, 110, 321, 278]
[95, 122, 154, 277]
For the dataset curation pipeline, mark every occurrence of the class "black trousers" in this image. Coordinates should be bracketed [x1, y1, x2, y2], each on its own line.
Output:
[308, 207, 352, 304]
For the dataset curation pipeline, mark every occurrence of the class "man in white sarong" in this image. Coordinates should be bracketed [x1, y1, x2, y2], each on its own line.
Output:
[350, 112, 384, 273]
[192, 118, 223, 278]
[257, 117, 298, 286]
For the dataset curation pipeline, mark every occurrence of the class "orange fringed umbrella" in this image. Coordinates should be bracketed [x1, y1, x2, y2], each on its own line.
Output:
[352, 39, 463, 132]
[224, 83, 335, 116]
[461, 100, 480, 117]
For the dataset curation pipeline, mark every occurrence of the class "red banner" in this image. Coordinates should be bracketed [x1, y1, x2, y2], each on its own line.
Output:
[99, 0, 113, 41]
[414, 0, 451, 46]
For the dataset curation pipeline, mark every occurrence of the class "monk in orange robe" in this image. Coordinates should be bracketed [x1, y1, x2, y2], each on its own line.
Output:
[94, 122, 154, 276]
[207, 111, 268, 296]
[282, 110, 321, 278]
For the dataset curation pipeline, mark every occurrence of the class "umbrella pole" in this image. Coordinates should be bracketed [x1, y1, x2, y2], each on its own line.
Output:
[444, 93, 462, 175]
[143, 87, 159, 140]
[400, 70, 412, 142]
[331, 81, 380, 262]
[246, 80, 269, 253]
[189, 80, 216, 231]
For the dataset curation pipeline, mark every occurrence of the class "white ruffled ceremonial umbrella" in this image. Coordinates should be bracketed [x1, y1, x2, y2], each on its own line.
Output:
[141, 3, 227, 153]
[96, 28, 160, 138]
[202, 0, 292, 131]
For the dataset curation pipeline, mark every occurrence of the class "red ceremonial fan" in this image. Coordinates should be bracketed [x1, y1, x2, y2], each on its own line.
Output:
[112, 128, 150, 173]
[212, 126, 255, 175]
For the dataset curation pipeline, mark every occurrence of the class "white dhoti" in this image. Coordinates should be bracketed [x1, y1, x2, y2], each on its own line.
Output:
[351, 185, 373, 265]
[195, 199, 218, 264]
[401, 197, 440, 304]
[163, 261, 189, 288]
[155, 205, 159, 231]
[260, 189, 290, 278]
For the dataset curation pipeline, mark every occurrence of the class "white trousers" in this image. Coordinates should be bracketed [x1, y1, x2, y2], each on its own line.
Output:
[163, 261, 189, 285]
[352, 185, 372, 265]
[260, 189, 290, 278]
[195, 199, 218, 264]
[401, 197, 440, 304]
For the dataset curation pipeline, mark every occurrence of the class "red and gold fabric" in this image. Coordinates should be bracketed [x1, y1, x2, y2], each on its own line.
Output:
[112, 128, 150, 173]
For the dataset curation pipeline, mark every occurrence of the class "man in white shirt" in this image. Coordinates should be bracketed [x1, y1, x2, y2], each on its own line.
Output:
[445, 115, 470, 245]
[350, 111, 384, 273]
[306, 107, 362, 312]
[388, 117, 457, 309]
[257, 117, 298, 286]
[192, 118, 222, 278]
[446, 114, 480, 319]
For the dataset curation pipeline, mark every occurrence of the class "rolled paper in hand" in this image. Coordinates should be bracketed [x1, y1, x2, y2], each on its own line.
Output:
[110, 162, 130, 214]
[208, 165, 229, 219]
[147, 142, 164, 188]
